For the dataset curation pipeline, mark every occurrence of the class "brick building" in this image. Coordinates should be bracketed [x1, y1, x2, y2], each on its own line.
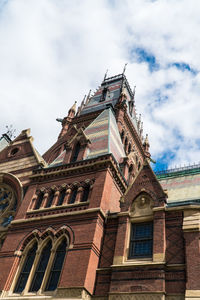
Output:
[0, 74, 199, 300]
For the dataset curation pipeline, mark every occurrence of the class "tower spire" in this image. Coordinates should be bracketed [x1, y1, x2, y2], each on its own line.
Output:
[123, 63, 128, 74]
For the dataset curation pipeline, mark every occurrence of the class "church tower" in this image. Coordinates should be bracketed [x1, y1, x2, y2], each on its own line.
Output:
[0, 73, 198, 300]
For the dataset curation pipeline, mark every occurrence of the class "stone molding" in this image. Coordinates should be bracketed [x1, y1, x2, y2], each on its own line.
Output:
[109, 293, 164, 300]
[56, 287, 91, 299]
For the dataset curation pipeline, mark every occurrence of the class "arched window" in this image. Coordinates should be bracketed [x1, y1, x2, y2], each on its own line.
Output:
[124, 137, 128, 153]
[45, 191, 54, 208]
[57, 189, 66, 206]
[14, 242, 37, 293]
[81, 186, 90, 202]
[71, 142, 81, 163]
[100, 87, 107, 102]
[121, 130, 124, 142]
[45, 238, 67, 291]
[35, 192, 44, 210]
[29, 240, 52, 292]
[69, 188, 77, 204]
[128, 143, 131, 154]
[128, 164, 133, 184]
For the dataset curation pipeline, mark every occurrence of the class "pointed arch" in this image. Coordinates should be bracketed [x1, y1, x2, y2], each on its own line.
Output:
[70, 141, 81, 162]
[29, 239, 52, 292]
[14, 241, 38, 293]
[45, 237, 67, 291]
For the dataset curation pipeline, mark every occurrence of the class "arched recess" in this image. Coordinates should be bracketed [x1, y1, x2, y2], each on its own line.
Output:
[130, 192, 154, 218]
[0, 172, 23, 249]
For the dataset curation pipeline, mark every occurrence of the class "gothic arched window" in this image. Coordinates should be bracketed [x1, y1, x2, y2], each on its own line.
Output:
[35, 192, 44, 210]
[128, 143, 131, 154]
[69, 188, 77, 204]
[29, 240, 52, 292]
[81, 186, 90, 202]
[124, 137, 128, 153]
[57, 189, 66, 206]
[14, 242, 37, 293]
[121, 130, 124, 142]
[128, 164, 133, 184]
[100, 87, 107, 102]
[45, 238, 67, 291]
[71, 142, 81, 163]
[45, 191, 54, 208]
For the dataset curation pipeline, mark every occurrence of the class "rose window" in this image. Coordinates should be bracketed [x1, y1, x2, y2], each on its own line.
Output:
[0, 183, 16, 229]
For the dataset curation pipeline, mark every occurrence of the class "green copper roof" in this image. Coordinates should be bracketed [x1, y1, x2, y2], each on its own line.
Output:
[157, 164, 200, 204]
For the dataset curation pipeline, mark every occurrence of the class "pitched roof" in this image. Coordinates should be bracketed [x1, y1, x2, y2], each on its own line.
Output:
[84, 108, 125, 162]
[157, 164, 200, 205]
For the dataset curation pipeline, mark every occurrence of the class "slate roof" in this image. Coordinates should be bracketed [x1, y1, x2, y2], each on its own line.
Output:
[84, 108, 126, 162]
[49, 108, 126, 167]
[80, 74, 139, 134]
[157, 164, 200, 206]
[0, 134, 11, 152]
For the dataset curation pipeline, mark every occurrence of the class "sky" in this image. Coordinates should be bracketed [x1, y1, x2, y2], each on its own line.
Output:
[0, 0, 200, 171]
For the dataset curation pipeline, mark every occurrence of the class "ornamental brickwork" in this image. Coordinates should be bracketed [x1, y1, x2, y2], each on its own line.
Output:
[0, 74, 200, 299]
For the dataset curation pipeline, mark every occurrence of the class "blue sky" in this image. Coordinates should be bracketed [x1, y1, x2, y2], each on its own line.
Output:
[0, 0, 200, 171]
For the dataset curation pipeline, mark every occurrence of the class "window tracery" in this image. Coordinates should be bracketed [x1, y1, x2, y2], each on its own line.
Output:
[29, 240, 52, 292]
[0, 183, 17, 247]
[12, 230, 69, 295]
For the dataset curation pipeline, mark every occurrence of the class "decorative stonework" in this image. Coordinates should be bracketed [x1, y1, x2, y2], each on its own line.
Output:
[109, 294, 164, 300]
[166, 296, 184, 300]
[56, 287, 91, 299]
[130, 193, 153, 218]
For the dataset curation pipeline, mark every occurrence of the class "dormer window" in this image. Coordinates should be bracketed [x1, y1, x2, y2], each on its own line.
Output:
[71, 142, 81, 162]
[100, 87, 108, 102]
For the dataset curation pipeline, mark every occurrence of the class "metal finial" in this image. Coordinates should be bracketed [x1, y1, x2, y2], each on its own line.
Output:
[85, 89, 92, 105]
[123, 63, 128, 74]
[104, 69, 108, 81]
[5, 125, 16, 139]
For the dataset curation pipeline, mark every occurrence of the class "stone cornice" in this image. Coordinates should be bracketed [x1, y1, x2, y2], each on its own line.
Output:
[30, 154, 127, 193]
[11, 207, 106, 225]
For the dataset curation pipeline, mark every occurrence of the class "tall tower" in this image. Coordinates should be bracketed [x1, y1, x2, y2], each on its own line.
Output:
[0, 73, 150, 299]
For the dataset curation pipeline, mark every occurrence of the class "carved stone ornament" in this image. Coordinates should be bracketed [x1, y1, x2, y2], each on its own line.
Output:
[130, 193, 153, 218]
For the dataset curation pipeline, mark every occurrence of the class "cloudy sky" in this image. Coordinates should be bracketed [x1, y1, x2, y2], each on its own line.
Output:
[0, 0, 200, 171]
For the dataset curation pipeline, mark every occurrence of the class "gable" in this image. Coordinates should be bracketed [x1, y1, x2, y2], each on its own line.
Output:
[121, 162, 166, 212]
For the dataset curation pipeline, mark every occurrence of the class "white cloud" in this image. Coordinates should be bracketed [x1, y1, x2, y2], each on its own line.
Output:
[0, 0, 200, 169]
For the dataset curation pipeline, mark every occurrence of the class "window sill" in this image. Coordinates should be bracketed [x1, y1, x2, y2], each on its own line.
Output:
[27, 201, 90, 214]
[112, 259, 165, 268]
[3, 291, 56, 299]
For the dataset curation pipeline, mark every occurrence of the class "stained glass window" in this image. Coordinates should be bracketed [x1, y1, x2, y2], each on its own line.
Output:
[45, 239, 67, 291]
[14, 243, 37, 293]
[29, 240, 52, 292]
[129, 222, 153, 258]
